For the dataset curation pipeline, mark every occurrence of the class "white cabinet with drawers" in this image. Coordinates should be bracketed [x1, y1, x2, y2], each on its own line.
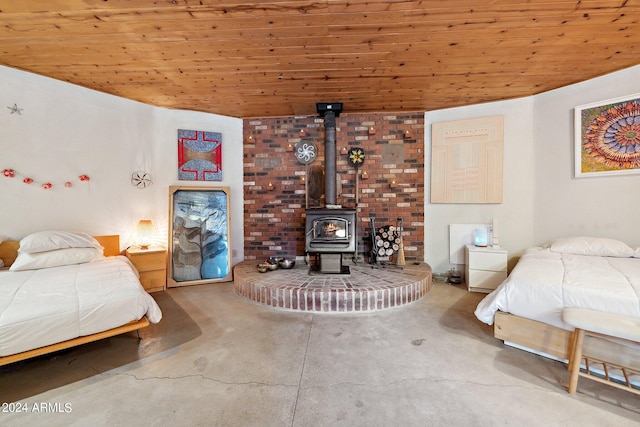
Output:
[465, 245, 507, 293]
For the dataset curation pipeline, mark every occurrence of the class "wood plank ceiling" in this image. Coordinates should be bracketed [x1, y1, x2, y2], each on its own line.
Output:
[0, 0, 638, 118]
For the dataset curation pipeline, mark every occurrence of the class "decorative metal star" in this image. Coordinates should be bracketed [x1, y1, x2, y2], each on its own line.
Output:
[348, 148, 366, 166]
[7, 104, 23, 115]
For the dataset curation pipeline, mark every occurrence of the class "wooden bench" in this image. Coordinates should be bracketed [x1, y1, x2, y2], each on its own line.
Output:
[563, 308, 640, 395]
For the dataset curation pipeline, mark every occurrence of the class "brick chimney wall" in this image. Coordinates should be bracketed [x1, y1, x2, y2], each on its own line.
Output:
[243, 112, 424, 263]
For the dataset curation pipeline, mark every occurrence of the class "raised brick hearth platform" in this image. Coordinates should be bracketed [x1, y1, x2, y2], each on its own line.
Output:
[233, 261, 432, 313]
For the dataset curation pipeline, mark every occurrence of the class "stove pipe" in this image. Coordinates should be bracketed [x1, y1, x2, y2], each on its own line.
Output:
[316, 102, 343, 207]
[324, 111, 337, 206]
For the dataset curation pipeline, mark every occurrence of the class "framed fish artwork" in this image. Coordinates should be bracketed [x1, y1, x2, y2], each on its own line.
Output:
[168, 186, 232, 287]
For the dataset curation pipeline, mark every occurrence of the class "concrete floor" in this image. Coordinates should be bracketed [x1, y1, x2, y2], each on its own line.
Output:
[1, 280, 639, 426]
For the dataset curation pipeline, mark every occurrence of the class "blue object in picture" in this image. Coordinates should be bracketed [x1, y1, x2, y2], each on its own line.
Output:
[474, 227, 488, 247]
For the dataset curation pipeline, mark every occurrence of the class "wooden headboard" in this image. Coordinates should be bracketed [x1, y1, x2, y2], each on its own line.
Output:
[95, 235, 121, 257]
[0, 235, 121, 268]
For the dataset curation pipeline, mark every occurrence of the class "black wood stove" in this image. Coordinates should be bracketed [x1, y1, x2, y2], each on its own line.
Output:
[305, 208, 356, 274]
[305, 102, 356, 274]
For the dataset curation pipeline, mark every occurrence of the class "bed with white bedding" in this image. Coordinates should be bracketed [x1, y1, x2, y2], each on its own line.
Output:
[0, 231, 162, 365]
[474, 236, 640, 360]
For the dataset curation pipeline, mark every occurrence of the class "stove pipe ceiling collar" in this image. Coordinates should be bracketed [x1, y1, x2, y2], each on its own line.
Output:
[316, 103, 343, 206]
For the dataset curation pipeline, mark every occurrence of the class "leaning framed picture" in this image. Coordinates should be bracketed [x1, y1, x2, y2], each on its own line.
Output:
[168, 186, 232, 287]
[575, 93, 640, 177]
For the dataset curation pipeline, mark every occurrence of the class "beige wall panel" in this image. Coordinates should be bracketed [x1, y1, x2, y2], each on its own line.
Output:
[431, 116, 504, 204]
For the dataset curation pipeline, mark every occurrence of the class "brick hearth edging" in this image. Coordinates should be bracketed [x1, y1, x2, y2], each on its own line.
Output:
[233, 261, 432, 313]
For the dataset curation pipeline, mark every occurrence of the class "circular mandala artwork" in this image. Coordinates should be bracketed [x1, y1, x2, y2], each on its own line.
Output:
[295, 142, 317, 164]
[131, 171, 152, 189]
[583, 100, 640, 169]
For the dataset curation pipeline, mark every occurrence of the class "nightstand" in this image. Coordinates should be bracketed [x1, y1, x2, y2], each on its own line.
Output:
[125, 246, 167, 293]
[465, 245, 507, 293]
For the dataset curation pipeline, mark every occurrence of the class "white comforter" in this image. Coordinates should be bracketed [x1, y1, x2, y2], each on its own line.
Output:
[0, 256, 162, 357]
[475, 247, 640, 330]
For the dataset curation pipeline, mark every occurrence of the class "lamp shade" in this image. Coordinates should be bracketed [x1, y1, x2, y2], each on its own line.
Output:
[474, 227, 488, 247]
[135, 219, 154, 249]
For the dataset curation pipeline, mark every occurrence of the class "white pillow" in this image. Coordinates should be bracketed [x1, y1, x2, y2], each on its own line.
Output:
[19, 231, 103, 254]
[10, 247, 104, 271]
[544, 236, 634, 258]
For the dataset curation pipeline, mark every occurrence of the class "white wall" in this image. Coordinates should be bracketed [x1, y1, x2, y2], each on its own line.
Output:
[0, 66, 244, 265]
[425, 97, 536, 273]
[533, 65, 640, 245]
[425, 65, 640, 274]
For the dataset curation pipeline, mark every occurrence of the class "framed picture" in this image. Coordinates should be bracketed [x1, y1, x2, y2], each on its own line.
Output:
[168, 186, 232, 287]
[575, 94, 640, 177]
[431, 116, 504, 203]
[177, 129, 222, 181]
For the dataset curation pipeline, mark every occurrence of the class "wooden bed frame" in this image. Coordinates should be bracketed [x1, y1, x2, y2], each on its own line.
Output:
[0, 235, 151, 367]
[494, 311, 572, 359]
[494, 311, 640, 371]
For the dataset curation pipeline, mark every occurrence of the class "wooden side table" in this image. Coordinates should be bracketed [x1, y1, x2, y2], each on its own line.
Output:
[125, 246, 167, 293]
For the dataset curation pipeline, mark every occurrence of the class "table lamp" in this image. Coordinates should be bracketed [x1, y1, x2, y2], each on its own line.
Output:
[135, 219, 154, 250]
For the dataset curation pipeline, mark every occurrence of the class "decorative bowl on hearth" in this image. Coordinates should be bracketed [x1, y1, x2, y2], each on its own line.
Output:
[279, 259, 295, 269]
[267, 256, 284, 265]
